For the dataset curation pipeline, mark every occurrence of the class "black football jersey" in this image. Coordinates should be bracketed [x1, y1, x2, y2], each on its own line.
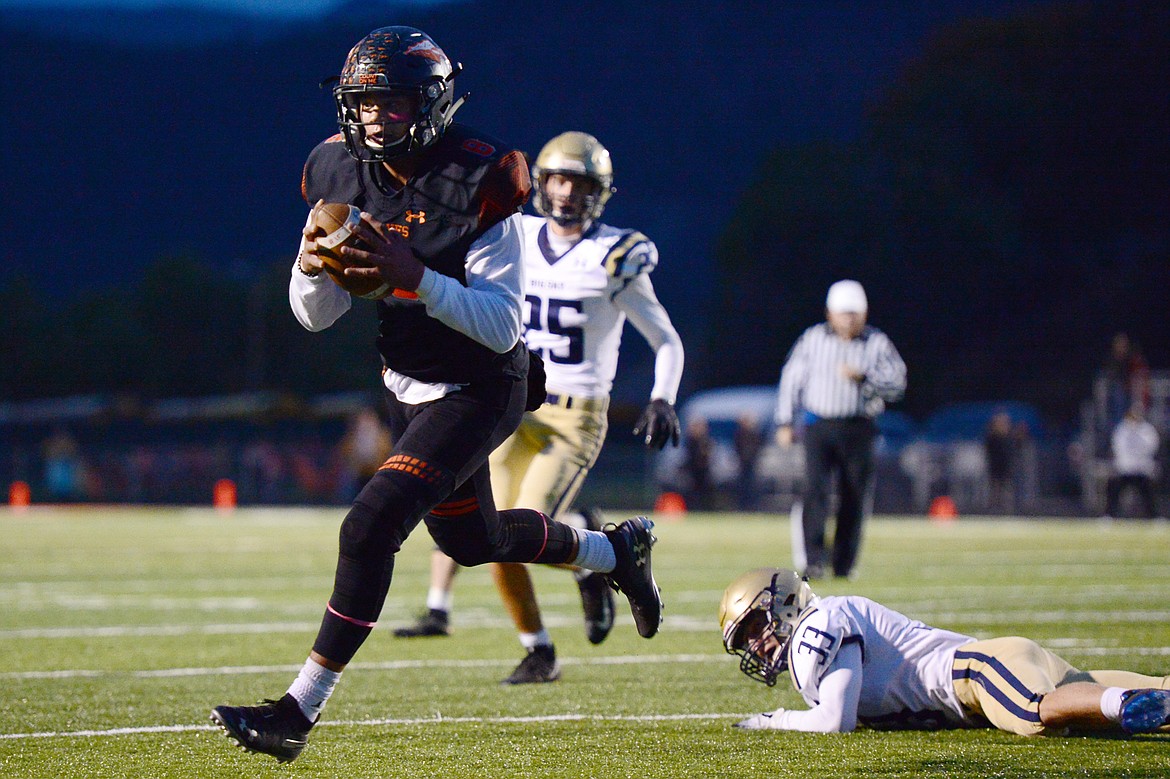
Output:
[301, 124, 532, 384]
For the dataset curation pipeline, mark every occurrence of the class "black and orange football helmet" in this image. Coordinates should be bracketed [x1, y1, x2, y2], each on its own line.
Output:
[332, 26, 465, 162]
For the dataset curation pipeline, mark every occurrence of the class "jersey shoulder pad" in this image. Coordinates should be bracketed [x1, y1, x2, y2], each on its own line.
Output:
[602, 228, 658, 279]
[438, 125, 531, 225]
[441, 123, 508, 164]
[301, 137, 358, 204]
[786, 604, 847, 696]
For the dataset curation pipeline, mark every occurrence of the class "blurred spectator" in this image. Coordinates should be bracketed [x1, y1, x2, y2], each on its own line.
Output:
[681, 417, 715, 510]
[1105, 405, 1160, 519]
[984, 411, 1016, 513]
[1099, 333, 1150, 427]
[334, 407, 394, 502]
[947, 442, 987, 513]
[41, 427, 84, 501]
[1013, 420, 1037, 513]
[240, 439, 286, 504]
[733, 413, 764, 510]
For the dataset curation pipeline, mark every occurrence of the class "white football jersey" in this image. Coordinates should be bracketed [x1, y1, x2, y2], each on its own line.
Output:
[518, 214, 679, 400]
[787, 595, 976, 729]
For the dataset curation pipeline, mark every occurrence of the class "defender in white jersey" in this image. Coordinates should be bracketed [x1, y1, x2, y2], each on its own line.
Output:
[396, 132, 685, 685]
[719, 568, 1170, 736]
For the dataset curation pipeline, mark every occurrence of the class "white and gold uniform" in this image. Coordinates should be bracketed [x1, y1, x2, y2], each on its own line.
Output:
[740, 595, 1170, 735]
[489, 214, 684, 516]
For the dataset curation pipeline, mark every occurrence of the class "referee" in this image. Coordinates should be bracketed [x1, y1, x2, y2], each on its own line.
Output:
[774, 280, 906, 579]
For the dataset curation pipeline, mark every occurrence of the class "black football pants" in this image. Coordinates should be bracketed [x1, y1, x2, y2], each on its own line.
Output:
[313, 373, 577, 664]
[801, 417, 876, 577]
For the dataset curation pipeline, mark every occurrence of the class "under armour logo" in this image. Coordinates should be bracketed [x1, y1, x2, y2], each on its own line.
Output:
[632, 539, 647, 567]
[405, 210, 426, 223]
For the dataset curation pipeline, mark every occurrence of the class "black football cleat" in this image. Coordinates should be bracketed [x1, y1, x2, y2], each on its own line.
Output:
[603, 516, 663, 638]
[393, 609, 450, 638]
[575, 509, 615, 643]
[210, 693, 314, 763]
[501, 645, 561, 685]
[578, 571, 615, 645]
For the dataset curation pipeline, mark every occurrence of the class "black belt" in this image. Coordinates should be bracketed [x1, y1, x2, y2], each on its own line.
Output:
[546, 393, 576, 408]
[545, 393, 607, 412]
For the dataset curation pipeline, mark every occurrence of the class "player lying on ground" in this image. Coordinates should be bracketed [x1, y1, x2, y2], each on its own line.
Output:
[719, 568, 1170, 736]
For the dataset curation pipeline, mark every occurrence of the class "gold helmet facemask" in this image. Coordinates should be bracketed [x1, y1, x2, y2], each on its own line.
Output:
[531, 131, 616, 229]
[718, 568, 814, 686]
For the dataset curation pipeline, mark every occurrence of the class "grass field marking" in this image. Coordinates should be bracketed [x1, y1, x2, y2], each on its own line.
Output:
[0, 711, 755, 742]
[0, 621, 321, 639]
[9, 644, 1169, 684]
[8, 605, 1170, 642]
[2, 652, 728, 681]
[912, 609, 1170, 624]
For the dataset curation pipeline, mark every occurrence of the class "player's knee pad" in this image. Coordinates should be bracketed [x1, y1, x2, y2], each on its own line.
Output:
[339, 459, 452, 563]
[427, 511, 496, 567]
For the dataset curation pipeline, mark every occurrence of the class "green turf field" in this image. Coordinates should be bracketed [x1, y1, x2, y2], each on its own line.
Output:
[1, 507, 1167, 778]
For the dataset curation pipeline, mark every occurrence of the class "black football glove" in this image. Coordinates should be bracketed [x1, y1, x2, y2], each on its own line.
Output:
[633, 399, 680, 450]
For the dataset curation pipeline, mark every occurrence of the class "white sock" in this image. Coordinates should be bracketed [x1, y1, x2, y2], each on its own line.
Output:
[287, 657, 341, 723]
[562, 511, 588, 529]
[1100, 687, 1127, 722]
[426, 586, 453, 613]
[571, 527, 616, 573]
[519, 629, 552, 650]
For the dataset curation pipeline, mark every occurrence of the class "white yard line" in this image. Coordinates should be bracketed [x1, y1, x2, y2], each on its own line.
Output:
[3, 652, 723, 680]
[6, 607, 1170, 641]
[1, 710, 753, 741]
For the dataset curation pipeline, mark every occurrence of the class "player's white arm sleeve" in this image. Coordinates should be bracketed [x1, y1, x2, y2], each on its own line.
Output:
[863, 334, 907, 402]
[738, 642, 862, 733]
[616, 274, 685, 405]
[774, 335, 810, 426]
[289, 215, 352, 332]
[413, 213, 523, 354]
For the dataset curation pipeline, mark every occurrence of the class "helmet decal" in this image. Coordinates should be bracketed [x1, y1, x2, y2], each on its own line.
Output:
[403, 39, 446, 62]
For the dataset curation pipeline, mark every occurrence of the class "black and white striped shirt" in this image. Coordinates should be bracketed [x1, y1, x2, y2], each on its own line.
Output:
[775, 323, 907, 425]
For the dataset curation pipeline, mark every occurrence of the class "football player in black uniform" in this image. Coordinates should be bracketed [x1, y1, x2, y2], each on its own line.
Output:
[210, 26, 663, 763]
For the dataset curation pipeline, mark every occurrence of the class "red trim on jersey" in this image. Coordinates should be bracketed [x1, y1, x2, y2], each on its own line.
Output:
[478, 150, 532, 227]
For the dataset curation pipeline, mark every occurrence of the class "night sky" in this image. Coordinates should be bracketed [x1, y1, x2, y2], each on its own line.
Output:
[9, 0, 1155, 421]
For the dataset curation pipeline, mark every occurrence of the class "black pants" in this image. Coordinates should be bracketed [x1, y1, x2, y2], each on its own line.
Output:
[313, 373, 578, 664]
[1105, 474, 1157, 518]
[801, 417, 876, 577]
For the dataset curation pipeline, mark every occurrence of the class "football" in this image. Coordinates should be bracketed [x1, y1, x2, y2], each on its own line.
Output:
[309, 202, 391, 300]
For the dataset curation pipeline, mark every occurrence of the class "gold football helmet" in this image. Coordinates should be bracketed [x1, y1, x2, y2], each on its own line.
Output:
[531, 131, 616, 228]
[718, 568, 814, 686]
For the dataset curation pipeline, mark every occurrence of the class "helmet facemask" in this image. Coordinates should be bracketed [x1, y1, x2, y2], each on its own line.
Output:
[336, 86, 422, 161]
[720, 569, 814, 687]
[536, 171, 605, 228]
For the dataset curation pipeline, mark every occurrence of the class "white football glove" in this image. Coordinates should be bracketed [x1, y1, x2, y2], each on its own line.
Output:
[734, 711, 785, 730]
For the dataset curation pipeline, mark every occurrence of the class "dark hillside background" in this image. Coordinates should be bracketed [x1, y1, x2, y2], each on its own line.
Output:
[2, 0, 1165, 426]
